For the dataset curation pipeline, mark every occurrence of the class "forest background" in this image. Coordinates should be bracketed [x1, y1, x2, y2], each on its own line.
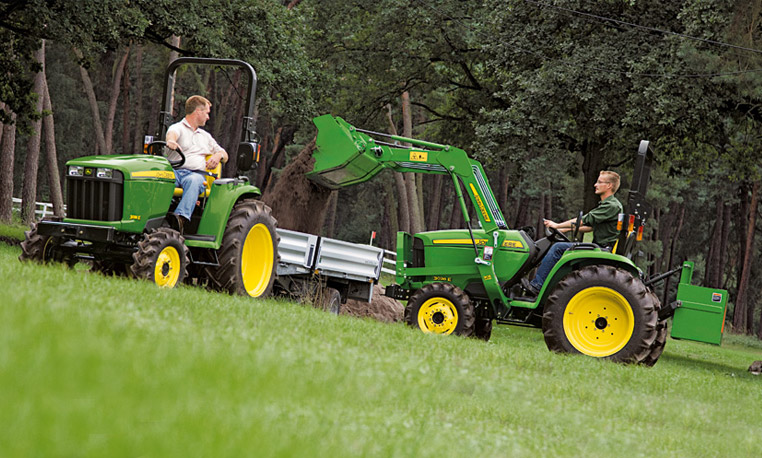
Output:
[2, 0, 762, 339]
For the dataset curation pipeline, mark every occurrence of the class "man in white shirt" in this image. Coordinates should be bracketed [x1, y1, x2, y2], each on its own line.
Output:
[165, 95, 228, 231]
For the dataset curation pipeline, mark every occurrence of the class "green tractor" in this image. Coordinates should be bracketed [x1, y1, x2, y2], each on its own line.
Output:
[20, 58, 278, 297]
[307, 114, 728, 365]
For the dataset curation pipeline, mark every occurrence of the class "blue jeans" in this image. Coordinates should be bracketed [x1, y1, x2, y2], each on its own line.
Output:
[173, 169, 206, 220]
[530, 242, 573, 290]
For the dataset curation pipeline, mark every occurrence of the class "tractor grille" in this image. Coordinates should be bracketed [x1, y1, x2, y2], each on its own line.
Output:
[66, 172, 124, 221]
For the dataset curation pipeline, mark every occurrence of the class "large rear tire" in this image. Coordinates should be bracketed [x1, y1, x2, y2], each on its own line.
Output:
[641, 290, 668, 367]
[542, 265, 658, 364]
[405, 283, 475, 337]
[130, 228, 189, 288]
[206, 200, 278, 298]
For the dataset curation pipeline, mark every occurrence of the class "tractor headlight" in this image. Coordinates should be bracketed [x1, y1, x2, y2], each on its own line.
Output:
[96, 168, 113, 179]
[68, 165, 84, 177]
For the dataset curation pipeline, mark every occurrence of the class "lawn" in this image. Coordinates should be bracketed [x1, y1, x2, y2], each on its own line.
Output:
[0, 242, 760, 457]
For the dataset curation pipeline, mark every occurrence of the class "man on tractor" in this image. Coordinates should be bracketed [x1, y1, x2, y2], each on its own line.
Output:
[521, 170, 623, 298]
[165, 95, 228, 233]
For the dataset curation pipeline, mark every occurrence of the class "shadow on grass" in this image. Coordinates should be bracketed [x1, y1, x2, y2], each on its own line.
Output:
[660, 353, 760, 381]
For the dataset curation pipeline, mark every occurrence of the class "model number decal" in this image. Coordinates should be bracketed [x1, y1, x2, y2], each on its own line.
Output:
[502, 240, 524, 249]
[433, 276, 452, 282]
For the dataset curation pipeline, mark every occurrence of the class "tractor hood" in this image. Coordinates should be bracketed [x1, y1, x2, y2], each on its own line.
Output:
[416, 229, 531, 252]
[66, 155, 175, 182]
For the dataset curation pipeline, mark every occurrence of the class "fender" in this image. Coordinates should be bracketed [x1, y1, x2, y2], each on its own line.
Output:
[534, 248, 641, 306]
[190, 179, 262, 249]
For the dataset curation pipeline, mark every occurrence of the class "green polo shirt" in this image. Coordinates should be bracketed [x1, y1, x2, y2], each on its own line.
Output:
[582, 195, 623, 246]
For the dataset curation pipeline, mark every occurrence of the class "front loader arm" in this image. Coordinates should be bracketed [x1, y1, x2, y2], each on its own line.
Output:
[308, 114, 507, 234]
[308, 114, 513, 314]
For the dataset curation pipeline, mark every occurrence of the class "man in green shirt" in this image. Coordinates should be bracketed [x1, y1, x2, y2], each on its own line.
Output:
[521, 171, 623, 298]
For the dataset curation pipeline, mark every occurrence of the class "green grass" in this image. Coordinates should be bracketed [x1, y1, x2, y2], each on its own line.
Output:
[0, 220, 27, 242]
[1, 243, 761, 457]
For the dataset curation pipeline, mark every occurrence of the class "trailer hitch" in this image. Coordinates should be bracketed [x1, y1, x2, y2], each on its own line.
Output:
[644, 265, 683, 287]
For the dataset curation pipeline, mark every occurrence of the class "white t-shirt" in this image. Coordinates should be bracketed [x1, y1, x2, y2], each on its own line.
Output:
[166, 119, 225, 171]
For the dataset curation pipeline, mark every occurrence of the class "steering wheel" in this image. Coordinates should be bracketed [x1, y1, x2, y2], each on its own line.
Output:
[146, 140, 185, 168]
[548, 226, 571, 243]
[571, 211, 583, 241]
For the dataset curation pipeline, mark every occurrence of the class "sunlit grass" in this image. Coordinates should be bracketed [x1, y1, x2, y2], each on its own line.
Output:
[0, 243, 760, 457]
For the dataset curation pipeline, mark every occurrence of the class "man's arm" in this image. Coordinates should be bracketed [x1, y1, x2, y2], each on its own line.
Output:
[166, 130, 180, 151]
[544, 218, 591, 233]
[205, 136, 228, 169]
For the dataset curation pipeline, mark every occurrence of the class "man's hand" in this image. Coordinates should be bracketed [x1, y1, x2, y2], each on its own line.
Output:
[166, 139, 180, 151]
[543, 219, 558, 229]
[205, 152, 224, 170]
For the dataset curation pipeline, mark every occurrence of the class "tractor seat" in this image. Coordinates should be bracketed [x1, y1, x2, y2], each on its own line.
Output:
[173, 156, 222, 198]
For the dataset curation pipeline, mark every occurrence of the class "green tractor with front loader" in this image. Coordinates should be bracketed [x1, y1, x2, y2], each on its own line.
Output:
[20, 58, 278, 297]
[307, 114, 728, 365]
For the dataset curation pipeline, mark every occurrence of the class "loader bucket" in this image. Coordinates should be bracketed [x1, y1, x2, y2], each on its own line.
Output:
[670, 262, 728, 345]
[307, 114, 386, 189]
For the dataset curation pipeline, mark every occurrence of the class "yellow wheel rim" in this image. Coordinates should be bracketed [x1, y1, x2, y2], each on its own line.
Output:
[563, 287, 635, 357]
[417, 297, 459, 335]
[154, 246, 181, 288]
[241, 223, 274, 297]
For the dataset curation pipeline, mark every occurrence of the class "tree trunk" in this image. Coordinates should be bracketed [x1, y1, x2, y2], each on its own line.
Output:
[121, 50, 131, 153]
[41, 77, 64, 216]
[0, 110, 17, 223]
[385, 104, 410, 233]
[704, 197, 724, 287]
[168, 35, 181, 115]
[662, 203, 685, 307]
[74, 48, 107, 155]
[581, 141, 605, 213]
[449, 192, 463, 229]
[426, 174, 443, 231]
[21, 43, 46, 224]
[733, 181, 757, 333]
[383, 179, 399, 250]
[131, 44, 145, 153]
[104, 46, 130, 155]
[401, 91, 423, 234]
[718, 202, 731, 289]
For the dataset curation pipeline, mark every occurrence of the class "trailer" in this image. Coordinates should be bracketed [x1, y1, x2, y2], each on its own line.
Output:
[274, 228, 386, 313]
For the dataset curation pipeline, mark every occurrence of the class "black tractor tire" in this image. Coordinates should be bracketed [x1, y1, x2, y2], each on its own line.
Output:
[542, 265, 658, 364]
[205, 200, 278, 298]
[405, 283, 475, 337]
[320, 287, 342, 315]
[130, 227, 189, 288]
[473, 318, 493, 341]
[19, 216, 73, 265]
[641, 289, 668, 367]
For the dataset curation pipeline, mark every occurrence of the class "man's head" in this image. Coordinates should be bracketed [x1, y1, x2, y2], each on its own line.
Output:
[185, 95, 211, 128]
[595, 170, 620, 197]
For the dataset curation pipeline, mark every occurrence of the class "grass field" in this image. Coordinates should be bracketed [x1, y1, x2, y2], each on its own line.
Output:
[1, 242, 761, 457]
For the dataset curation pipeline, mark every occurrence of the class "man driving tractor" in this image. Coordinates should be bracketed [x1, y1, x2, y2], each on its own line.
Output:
[521, 170, 623, 298]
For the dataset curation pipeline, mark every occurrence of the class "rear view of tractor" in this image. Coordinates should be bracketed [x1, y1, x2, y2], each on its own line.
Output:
[20, 58, 278, 298]
[307, 114, 728, 365]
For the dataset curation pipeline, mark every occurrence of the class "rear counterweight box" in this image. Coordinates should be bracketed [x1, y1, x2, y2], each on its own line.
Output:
[670, 262, 728, 345]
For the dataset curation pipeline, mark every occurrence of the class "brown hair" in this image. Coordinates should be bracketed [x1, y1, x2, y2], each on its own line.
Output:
[185, 95, 211, 115]
[599, 170, 620, 193]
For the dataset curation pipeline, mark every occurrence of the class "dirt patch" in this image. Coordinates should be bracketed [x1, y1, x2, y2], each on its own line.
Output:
[261, 139, 333, 234]
[341, 284, 405, 323]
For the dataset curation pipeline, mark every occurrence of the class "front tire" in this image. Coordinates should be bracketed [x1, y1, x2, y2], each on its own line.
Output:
[542, 265, 658, 364]
[206, 200, 278, 298]
[130, 228, 189, 288]
[19, 216, 73, 265]
[405, 283, 475, 337]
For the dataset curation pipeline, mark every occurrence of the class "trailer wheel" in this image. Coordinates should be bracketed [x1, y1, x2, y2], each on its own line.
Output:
[130, 228, 189, 288]
[473, 318, 493, 341]
[19, 217, 73, 265]
[641, 290, 668, 367]
[542, 265, 658, 364]
[405, 283, 475, 337]
[206, 200, 278, 298]
[320, 287, 342, 315]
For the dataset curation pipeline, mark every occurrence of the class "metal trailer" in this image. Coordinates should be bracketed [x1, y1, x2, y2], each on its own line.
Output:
[274, 228, 386, 312]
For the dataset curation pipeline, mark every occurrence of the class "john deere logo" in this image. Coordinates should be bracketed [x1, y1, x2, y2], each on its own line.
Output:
[84, 168, 93, 176]
[712, 293, 722, 303]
